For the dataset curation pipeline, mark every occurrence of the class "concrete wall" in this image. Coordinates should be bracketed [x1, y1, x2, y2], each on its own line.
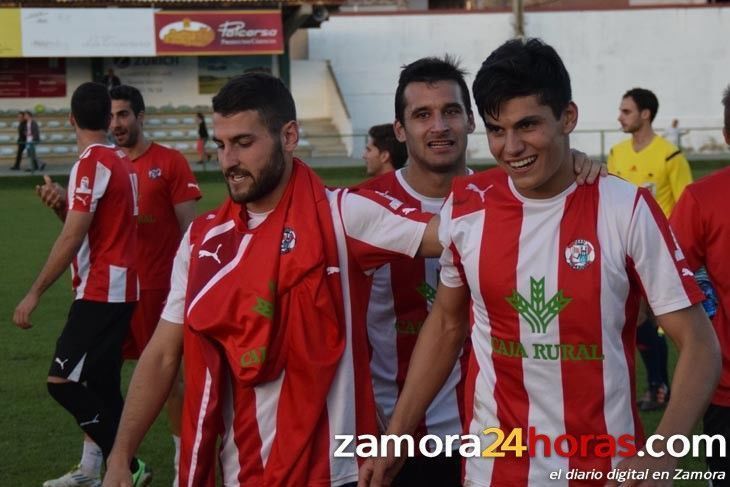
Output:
[291, 59, 354, 154]
[308, 6, 730, 157]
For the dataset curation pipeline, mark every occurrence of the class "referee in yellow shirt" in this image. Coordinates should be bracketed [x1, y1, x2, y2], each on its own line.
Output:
[608, 87, 693, 411]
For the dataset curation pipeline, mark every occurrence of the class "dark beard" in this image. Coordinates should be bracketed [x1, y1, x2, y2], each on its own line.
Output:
[227, 140, 286, 204]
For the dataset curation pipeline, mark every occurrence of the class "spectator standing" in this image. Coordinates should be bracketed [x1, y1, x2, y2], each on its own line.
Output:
[24, 110, 44, 172]
[102, 69, 121, 91]
[664, 118, 688, 149]
[10, 111, 27, 170]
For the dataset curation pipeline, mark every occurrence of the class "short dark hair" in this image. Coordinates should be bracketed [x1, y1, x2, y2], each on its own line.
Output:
[24, 110, 33, 117]
[212, 72, 296, 135]
[71, 82, 111, 131]
[722, 85, 730, 132]
[395, 56, 472, 124]
[623, 88, 659, 123]
[368, 123, 407, 169]
[110, 85, 145, 116]
[473, 38, 572, 124]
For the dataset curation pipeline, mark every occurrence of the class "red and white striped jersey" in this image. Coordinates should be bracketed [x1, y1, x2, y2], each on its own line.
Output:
[67, 143, 139, 303]
[162, 186, 429, 486]
[439, 170, 703, 486]
[358, 169, 468, 442]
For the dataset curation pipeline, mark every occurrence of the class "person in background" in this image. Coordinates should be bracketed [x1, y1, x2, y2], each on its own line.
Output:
[196, 112, 210, 165]
[607, 87, 693, 411]
[10, 111, 27, 171]
[102, 69, 121, 91]
[24, 110, 44, 172]
[363, 123, 407, 177]
[664, 118, 688, 149]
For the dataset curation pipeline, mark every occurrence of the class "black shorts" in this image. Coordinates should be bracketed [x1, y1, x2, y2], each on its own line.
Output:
[704, 403, 730, 486]
[48, 300, 135, 381]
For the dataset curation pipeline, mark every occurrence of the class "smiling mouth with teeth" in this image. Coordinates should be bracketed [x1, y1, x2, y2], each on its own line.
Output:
[508, 155, 537, 169]
[428, 140, 455, 148]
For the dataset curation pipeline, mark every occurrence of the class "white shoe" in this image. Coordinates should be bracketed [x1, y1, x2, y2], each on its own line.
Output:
[42, 465, 101, 487]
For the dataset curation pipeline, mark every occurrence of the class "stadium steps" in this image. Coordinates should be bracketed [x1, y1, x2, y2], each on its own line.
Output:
[0, 111, 348, 168]
[297, 118, 349, 158]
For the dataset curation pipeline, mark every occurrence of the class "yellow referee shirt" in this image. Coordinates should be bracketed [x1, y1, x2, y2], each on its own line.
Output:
[607, 135, 693, 216]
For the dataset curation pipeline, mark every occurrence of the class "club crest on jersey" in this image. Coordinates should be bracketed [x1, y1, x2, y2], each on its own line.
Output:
[76, 176, 91, 194]
[280, 227, 296, 254]
[564, 239, 595, 270]
[148, 167, 162, 179]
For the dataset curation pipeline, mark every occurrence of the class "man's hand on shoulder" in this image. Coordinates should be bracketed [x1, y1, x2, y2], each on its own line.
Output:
[572, 149, 608, 185]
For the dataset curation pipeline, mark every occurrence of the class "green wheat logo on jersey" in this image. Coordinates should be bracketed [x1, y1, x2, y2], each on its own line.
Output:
[416, 281, 436, 305]
[506, 277, 571, 333]
[252, 281, 277, 319]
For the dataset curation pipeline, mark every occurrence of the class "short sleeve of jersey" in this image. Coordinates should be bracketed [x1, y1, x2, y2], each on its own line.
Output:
[438, 193, 464, 288]
[628, 188, 704, 316]
[669, 188, 705, 271]
[160, 228, 191, 325]
[340, 189, 429, 272]
[666, 151, 693, 204]
[167, 150, 202, 205]
[67, 152, 112, 213]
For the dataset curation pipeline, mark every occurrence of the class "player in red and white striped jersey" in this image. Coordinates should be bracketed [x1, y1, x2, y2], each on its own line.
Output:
[361, 39, 720, 487]
[361, 57, 605, 487]
[103, 72, 441, 487]
[14, 82, 144, 487]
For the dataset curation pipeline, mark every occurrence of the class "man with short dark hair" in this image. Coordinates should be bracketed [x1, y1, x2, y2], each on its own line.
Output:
[670, 85, 730, 484]
[363, 123, 407, 177]
[37, 84, 200, 486]
[360, 38, 720, 486]
[608, 87, 694, 412]
[13, 82, 151, 487]
[103, 72, 442, 487]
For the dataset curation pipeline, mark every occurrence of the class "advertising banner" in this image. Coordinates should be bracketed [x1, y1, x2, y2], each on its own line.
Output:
[0, 58, 66, 98]
[0, 8, 22, 57]
[21, 8, 155, 57]
[155, 10, 283, 55]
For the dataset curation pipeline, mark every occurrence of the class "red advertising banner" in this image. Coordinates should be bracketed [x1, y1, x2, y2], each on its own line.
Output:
[0, 58, 66, 98]
[154, 10, 284, 56]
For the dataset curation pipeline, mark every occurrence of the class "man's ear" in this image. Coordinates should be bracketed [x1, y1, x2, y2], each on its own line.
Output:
[467, 113, 476, 135]
[136, 110, 145, 126]
[394, 120, 407, 143]
[281, 120, 299, 152]
[69, 114, 77, 128]
[640, 108, 652, 122]
[562, 101, 579, 134]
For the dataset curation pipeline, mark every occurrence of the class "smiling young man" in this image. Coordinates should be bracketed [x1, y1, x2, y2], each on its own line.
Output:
[359, 38, 720, 487]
